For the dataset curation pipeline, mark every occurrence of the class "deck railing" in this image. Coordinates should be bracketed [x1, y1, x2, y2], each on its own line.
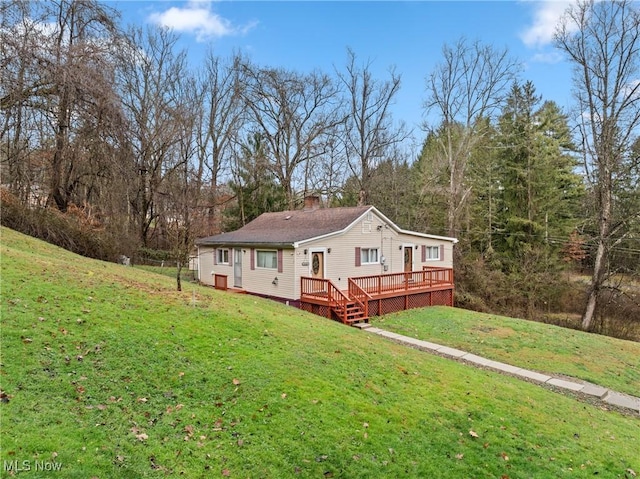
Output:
[422, 266, 454, 285]
[300, 277, 350, 321]
[348, 279, 372, 319]
[349, 267, 454, 296]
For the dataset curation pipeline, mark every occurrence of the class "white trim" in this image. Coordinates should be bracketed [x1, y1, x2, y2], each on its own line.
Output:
[360, 247, 379, 265]
[308, 247, 327, 278]
[293, 206, 458, 247]
[216, 247, 230, 265]
[402, 243, 415, 270]
[197, 245, 201, 282]
[425, 245, 440, 261]
[256, 249, 278, 270]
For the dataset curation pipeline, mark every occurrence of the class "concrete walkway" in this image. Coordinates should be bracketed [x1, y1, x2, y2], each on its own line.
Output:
[354, 323, 640, 415]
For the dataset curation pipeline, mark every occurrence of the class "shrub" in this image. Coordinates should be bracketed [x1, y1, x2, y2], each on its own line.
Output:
[0, 188, 120, 262]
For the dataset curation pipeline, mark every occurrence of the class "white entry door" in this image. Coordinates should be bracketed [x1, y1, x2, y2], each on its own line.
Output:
[234, 249, 242, 288]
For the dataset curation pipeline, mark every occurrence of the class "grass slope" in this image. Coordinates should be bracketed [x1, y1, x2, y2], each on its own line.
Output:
[373, 308, 640, 397]
[1, 227, 638, 478]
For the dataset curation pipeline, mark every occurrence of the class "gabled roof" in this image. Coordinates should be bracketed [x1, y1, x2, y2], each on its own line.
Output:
[195, 206, 372, 247]
[195, 205, 458, 248]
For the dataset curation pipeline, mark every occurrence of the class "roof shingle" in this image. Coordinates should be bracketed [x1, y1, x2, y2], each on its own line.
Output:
[196, 206, 372, 247]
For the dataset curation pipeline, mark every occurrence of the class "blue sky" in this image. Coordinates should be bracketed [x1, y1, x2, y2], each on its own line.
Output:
[114, 0, 576, 138]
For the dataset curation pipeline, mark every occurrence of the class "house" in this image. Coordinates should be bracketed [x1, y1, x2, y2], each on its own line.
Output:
[195, 196, 457, 324]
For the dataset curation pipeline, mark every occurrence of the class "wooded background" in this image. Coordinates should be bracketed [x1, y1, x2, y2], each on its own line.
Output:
[1, 1, 638, 337]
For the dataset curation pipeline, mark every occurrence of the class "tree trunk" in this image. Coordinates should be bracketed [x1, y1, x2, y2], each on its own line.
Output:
[581, 174, 611, 330]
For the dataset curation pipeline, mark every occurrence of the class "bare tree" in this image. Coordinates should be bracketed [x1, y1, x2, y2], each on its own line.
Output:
[241, 63, 343, 209]
[424, 38, 518, 238]
[555, 0, 640, 330]
[337, 48, 409, 206]
[117, 26, 188, 247]
[1, 0, 122, 211]
[198, 51, 247, 234]
[162, 75, 203, 291]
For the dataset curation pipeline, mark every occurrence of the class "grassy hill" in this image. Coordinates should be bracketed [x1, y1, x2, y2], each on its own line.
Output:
[1, 227, 638, 478]
[373, 308, 640, 397]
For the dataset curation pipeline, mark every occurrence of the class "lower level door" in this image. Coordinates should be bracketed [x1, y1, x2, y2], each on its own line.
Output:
[234, 249, 242, 288]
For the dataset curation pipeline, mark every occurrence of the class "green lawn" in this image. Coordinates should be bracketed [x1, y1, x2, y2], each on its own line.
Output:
[1, 227, 639, 478]
[372, 307, 640, 397]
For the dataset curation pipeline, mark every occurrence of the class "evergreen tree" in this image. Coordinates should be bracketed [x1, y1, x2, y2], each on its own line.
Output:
[494, 82, 582, 264]
[490, 82, 583, 317]
[224, 133, 286, 231]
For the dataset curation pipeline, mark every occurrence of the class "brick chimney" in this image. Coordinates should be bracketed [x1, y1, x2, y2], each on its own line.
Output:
[303, 195, 321, 210]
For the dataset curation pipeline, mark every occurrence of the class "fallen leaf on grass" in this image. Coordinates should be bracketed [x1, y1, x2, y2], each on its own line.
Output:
[137, 397, 148, 403]
[455, 453, 464, 460]
[627, 469, 637, 477]
[232, 378, 240, 385]
[500, 452, 510, 461]
[469, 430, 479, 438]
[136, 433, 148, 441]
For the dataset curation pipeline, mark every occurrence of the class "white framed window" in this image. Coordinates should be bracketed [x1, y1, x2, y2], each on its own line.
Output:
[360, 248, 379, 264]
[256, 250, 278, 269]
[216, 248, 230, 264]
[425, 246, 440, 260]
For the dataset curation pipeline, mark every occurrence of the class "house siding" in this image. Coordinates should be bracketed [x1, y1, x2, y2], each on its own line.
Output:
[294, 211, 454, 297]
[197, 208, 456, 302]
[236, 247, 297, 301]
[197, 246, 216, 286]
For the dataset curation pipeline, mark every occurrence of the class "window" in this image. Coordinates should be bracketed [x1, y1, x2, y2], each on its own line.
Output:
[256, 250, 278, 269]
[360, 248, 379, 265]
[425, 246, 440, 260]
[216, 248, 230, 264]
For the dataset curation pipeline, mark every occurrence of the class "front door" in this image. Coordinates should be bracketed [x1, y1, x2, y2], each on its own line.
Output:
[311, 251, 324, 279]
[404, 246, 413, 272]
[234, 248, 242, 288]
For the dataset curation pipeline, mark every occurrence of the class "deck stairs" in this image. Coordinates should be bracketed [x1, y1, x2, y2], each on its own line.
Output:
[332, 299, 368, 325]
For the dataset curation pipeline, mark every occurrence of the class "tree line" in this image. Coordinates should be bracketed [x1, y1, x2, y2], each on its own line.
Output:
[1, 0, 638, 335]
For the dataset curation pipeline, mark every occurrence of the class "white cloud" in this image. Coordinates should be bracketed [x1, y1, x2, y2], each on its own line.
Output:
[519, 0, 575, 48]
[148, 1, 256, 42]
[529, 50, 565, 65]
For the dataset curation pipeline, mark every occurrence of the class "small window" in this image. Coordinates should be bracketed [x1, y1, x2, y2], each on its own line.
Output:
[256, 250, 278, 269]
[425, 246, 440, 260]
[216, 248, 230, 264]
[360, 248, 379, 265]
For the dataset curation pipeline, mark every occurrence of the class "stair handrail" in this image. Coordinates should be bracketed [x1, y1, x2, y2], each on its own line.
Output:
[327, 281, 350, 323]
[348, 278, 371, 319]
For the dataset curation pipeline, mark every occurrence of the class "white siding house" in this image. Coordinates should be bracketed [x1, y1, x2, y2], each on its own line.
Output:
[196, 199, 457, 310]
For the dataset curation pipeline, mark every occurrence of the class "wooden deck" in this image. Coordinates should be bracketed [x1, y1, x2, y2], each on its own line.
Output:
[300, 267, 454, 324]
